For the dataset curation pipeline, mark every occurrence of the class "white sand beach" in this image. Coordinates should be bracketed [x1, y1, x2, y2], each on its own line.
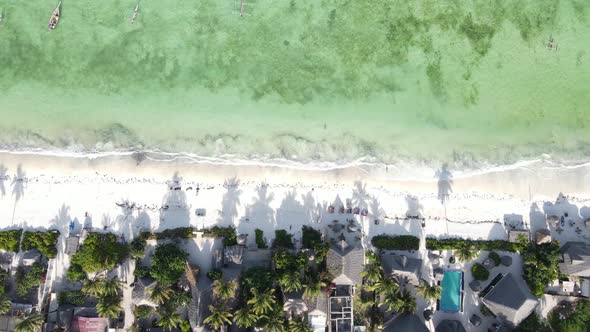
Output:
[0, 151, 589, 240]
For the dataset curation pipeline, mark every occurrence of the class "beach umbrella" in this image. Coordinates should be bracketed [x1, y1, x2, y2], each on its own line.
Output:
[469, 280, 481, 292]
[423, 309, 433, 321]
[482, 258, 494, 269]
[469, 314, 481, 327]
[501, 255, 512, 267]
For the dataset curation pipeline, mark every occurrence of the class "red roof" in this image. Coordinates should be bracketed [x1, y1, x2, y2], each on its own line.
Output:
[71, 317, 108, 332]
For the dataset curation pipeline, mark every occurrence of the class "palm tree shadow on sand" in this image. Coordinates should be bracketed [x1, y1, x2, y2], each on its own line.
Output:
[11, 164, 26, 224]
[0, 164, 7, 196]
[435, 163, 453, 205]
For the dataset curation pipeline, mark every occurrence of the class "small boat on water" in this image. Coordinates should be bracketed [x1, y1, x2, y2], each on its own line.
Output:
[48, 2, 61, 30]
[130, 1, 139, 24]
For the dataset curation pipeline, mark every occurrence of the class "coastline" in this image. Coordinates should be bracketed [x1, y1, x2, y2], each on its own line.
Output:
[0, 150, 588, 241]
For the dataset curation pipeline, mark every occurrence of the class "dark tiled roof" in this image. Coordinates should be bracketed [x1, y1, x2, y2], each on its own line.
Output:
[326, 242, 364, 285]
[383, 314, 429, 332]
[436, 320, 467, 332]
[482, 273, 538, 326]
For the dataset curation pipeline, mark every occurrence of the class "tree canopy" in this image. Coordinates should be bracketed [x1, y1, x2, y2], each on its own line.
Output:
[71, 233, 128, 273]
[150, 243, 188, 286]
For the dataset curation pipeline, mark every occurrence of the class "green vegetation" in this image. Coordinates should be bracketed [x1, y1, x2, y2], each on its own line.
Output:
[255, 229, 267, 249]
[426, 238, 521, 252]
[150, 243, 187, 286]
[130, 237, 147, 259]
[471, 263, 490, 281]
[14, 314, 44, 332]
[134, 305, 154, 319]
[71, 233, 128, 273]
[522, 242, 560, 297]
[203, 226, 237, 246]
[516, 312, 551, 332]
[488, 251, 501, 266]
[140, 227, 194, 240]
[15, 263, 45, 298]
[273, 250, 306, 292]
[204, 305, 233, 331]
[212, 279, 238, 302]
[455, 243, 479, 262]
[58, 291, 86, 306]
[371, 235, 420, 250]
[0, 230, 22, 252]
[207, 269, 222, 281]
[0, 268, 9, 297]
[240, 267, 273, 296]
[415, 279, 441, 302]
[21, 231, 60, 258]
[147, 282, 172, 305]
[80, 277, 124, 319]
[272, 230, 294, 249]
[301, 226, 322, 249]
[66, 264, 86, 282]
[547, 300, 590, 332]
[157, 304, 182, 330]
[134, 262, 150, 279]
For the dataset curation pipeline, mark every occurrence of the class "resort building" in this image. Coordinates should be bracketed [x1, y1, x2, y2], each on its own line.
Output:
[380, 252, 422, 285]
[326, 239, 364, 332]
[558, 242, 590, 277]
[481, 273, 538, 327]
[304, 294, 329, 332]
[382, 314, 429, 332]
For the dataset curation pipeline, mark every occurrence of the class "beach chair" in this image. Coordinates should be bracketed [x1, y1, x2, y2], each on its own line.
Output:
[328, 206, 335, 213]
[353, 207, 360, 215]
[361, 209, 368, 216]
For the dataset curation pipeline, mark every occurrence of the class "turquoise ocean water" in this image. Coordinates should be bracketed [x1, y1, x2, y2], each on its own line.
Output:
[0, 0, 589, 167]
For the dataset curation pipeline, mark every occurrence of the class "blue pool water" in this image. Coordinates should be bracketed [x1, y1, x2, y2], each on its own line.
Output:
[440, 271, 462, 312]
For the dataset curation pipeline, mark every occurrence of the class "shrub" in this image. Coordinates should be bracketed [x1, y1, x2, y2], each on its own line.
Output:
[130, 237, 147, 259]
[21, 231, 60, 258]
[548, 300, 590, 331]
[272, 230, 294, 249]
[58, 291, 86, 305]
[134, 263, 150, 279]
[203, 226, 237, 246]
[302, 226, 322, 249]
[71, 233, 128, 273]
[134, 305, 154, 319]
[16, 263, 45, 298]
[240, 267, 273, 296]
[0, 230, 22, 252]
[488, 251, 501, 266]
[255, 229, 267, 249]
[273, 250, 307, 271]
[371, 235, 420, 250]
[426, 238, 520, 252]
[207, 269, 222, 281]
[150, 243, 187, 286]
[141, 227, 194, 240]
[523, 242, 560, 297]
[0, 268, 8, 296]
[67, 264, 86, 282]
[471, 263, 489, 281]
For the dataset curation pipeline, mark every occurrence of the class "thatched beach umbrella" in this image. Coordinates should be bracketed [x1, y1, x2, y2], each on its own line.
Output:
[469, 314, 482, 327]
[423, 309, 433, 321]
[501, 255, 512, 267]
[482, 258, 494, 269]
[469, 280, 481, 292]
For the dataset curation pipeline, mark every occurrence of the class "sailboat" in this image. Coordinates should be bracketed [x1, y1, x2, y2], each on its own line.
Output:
[48, 2, 61, 30]
[130, 1, 139, 24]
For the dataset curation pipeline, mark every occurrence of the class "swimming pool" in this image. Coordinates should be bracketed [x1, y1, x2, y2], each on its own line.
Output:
[440, 271, 463, 312]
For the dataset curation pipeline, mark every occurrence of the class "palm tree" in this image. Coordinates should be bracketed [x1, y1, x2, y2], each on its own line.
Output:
[371, 275, 399, 296]
[392, 290, 416, 314]
[415, 279, 441, 302]
[96, 295, 122, 318]
[455, 244, 479, 262]
[262, 309, 286, 332]
[0, 297, 11, 314]
[212, 278, 238, 302]
[101, 277, 123, 297]
[380, 292, 398, 312]
[157, 305, 182, 331]
[279, 271, 303, 293]
[15, 314, 44, 332]
[204, 305, 233, 331]
[289, 316, 312, 332]
[147, 282, 172, 305]
[82, 277, 103, 297]
[360, 263, 382, 284]
[303, 279, 326, 300]
[233, 306, 257, 328]
[247, 288, 276, 315]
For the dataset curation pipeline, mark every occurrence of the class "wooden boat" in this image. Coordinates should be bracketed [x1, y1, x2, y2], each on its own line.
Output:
[130, 1, 139, 24]
[48, 2, 61, 30]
